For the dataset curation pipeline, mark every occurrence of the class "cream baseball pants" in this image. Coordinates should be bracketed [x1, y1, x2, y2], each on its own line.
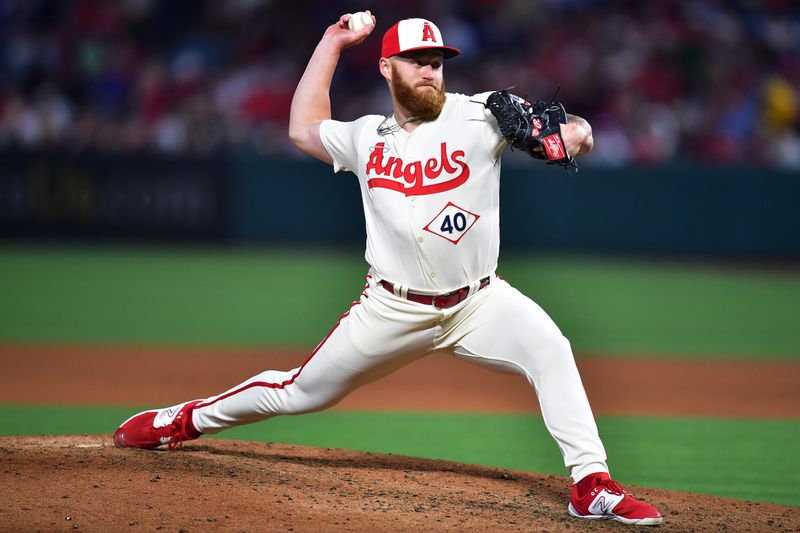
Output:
[192, 275, 608, 483]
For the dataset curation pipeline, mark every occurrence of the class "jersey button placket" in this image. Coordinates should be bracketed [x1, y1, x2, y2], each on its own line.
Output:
[409, 196, 425, 247]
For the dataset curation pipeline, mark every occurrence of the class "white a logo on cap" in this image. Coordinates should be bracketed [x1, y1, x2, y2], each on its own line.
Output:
[422, 22, 437, 42]
[390, 18, 459, 57]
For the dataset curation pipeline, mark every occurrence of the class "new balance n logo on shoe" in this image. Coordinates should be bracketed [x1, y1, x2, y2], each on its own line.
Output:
[588, 491, 624, 516]
[569, 473, 663, 526]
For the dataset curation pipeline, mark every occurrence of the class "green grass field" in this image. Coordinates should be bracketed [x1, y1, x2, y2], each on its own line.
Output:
[1, 245, 799, 356]
[1, 245, 798, 506]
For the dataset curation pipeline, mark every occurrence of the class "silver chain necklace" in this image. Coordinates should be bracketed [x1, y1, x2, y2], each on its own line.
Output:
[376, 114, 421, 135]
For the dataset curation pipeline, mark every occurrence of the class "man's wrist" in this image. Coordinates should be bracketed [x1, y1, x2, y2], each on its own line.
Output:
[316, 37, 345, 57]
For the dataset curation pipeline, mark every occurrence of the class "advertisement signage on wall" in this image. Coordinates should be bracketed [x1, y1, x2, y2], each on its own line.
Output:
[0, 150, 228, 240]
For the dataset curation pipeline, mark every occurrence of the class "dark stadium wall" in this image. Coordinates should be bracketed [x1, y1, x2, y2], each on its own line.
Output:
[1, 149, 798, 259]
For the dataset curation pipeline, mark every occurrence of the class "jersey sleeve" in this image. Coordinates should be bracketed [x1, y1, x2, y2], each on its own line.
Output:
[319, 116, 374, 174]
[469, 91, 508, 161]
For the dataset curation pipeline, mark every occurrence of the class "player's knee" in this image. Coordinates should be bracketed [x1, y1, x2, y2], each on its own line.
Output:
[283, 397, 339, 415]
[282, 387, 344, 415]
[534, 333, 574, 367]
[505, 332, 574, 377]
[553, 334, 574, 357]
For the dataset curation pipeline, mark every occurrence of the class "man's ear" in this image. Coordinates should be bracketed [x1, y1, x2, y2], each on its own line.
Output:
[379, 57, 391, 81]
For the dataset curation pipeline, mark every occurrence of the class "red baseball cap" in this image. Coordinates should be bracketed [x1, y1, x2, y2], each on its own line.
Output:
[381, 18, 461, 59]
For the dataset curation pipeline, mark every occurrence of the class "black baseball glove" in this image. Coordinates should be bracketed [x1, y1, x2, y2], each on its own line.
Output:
[485, 89, 576, 169]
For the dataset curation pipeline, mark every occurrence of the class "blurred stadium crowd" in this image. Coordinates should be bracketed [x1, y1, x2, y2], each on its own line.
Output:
[1, 0, 798, 168]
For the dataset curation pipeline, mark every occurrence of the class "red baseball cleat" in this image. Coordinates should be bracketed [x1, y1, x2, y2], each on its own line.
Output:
[114, 400, 203, 449]
[568, 472, 663, 526]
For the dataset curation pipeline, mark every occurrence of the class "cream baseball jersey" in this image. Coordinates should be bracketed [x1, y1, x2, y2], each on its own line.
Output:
[320, 92, 506, 291]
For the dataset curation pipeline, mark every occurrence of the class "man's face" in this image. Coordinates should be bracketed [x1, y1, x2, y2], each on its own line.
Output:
[388, 51, 446, 120]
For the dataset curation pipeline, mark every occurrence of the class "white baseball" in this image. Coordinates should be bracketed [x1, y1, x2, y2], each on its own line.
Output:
[348, 11, 372, 31]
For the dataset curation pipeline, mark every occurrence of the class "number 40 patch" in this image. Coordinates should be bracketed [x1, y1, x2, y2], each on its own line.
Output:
[423, 202, 480, 244]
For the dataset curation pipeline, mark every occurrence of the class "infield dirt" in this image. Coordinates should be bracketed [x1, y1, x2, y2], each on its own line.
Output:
[2, 435, 799, 532]
[1, 344, 799, 532]
[2, 345, 799, 417]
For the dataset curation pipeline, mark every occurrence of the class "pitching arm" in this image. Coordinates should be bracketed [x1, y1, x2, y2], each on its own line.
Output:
[288, 12, 375, 163]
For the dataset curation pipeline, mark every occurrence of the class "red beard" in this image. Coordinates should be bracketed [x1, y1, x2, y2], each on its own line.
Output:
[390, 64, 446, 120]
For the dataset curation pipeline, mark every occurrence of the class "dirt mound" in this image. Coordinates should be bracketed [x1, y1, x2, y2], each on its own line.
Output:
[2, 436, 797, 532]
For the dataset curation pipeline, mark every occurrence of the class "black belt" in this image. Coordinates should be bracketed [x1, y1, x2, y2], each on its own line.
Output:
[380, 276, 490, 309]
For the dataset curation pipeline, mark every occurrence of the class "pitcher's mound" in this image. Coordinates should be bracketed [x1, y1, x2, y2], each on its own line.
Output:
[2, 435, 797, 532]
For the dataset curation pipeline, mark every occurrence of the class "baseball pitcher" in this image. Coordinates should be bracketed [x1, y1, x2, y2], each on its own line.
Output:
[114, 13, 662, 526]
